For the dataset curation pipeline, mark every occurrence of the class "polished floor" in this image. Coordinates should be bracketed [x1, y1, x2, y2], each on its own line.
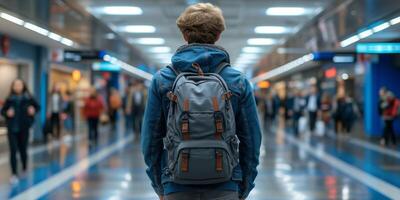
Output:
[0, 122, 400, 200]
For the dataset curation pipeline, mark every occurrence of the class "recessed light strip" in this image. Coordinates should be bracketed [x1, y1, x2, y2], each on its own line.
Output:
[0, 11, 77, 47]
[340, 15, 400, 48]
[251, 54, 314, 83]
[103, 54, 153, 80]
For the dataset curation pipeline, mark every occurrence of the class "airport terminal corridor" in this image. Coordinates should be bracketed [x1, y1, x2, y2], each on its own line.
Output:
[0, 0, 400, 199]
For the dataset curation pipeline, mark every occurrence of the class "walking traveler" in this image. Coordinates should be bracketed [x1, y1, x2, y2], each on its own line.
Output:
[306, 86, 321, 133]
[1, 79, 40, 184]
[83, 89, 104, 145]
[108, 88, 122, 130]
[141, 3, 261, 200]
[292, 90, 306, 136]
[381, 91, 398, 146]
[264, 92, 276, 134]
[48, 85, 63, 138]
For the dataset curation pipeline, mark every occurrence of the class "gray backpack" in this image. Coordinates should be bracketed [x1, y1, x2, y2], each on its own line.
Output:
[164, 62, 239, 185]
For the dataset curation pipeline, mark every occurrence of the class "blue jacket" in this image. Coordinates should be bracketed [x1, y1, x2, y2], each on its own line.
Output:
[141, 44, 262, 199]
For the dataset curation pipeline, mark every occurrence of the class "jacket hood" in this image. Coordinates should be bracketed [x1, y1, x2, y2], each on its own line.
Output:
[171, 43, 230, 73]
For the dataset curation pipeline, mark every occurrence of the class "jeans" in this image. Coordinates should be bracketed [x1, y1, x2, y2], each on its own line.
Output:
[88, 118, 99, 143]
[165, 190, 239, 200]
[308, 111, 317, 132]
[383, 119, 397, 145]
[7, 130, 29, 175]
[51, 113, 61, 138]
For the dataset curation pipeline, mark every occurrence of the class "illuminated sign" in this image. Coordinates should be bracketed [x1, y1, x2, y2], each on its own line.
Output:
[257, 81, 270, 89]
[356, 43, 400, 54]
[325, 67, 337, 79]
[92, 62, 121, 71]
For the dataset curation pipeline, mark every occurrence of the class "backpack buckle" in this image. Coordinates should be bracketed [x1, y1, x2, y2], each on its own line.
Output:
[167, 91, 177, 102]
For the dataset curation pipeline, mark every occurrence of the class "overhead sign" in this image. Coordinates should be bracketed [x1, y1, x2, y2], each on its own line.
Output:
[357, 43, 400, 54]
[92, 62, 121, 71]
[64, 50, 106, 62]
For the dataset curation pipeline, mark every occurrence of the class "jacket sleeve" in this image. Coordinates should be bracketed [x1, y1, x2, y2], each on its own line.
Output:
[141, 74, 165, 196]
[236, 78, 262, 199]
[1, 98, 11, 118]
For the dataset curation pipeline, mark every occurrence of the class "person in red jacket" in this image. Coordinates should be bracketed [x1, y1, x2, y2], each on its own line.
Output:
[381, 91, 399, 146]
[83, 89, 104, 144]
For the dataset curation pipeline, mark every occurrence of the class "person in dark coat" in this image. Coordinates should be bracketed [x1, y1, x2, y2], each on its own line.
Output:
[1, 79, 40, 184]
[264, 92, 277, 133]
[306, 86, 321, 133]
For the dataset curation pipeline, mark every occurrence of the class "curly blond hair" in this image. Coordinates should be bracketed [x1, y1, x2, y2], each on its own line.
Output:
[177, 3, 225, 44]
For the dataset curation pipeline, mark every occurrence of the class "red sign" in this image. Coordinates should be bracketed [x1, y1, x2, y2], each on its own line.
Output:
[325, 67, 337, 79]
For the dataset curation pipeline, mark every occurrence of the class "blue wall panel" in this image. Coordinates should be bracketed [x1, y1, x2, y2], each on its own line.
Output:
[364, 55, 400, 137]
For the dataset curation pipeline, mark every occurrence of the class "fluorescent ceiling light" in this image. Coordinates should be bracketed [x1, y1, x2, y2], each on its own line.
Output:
[358, 29, 373, 39]
[61, 38, 74, 46]
[48, 32, 62, 41]
[247, 38, 276, 45]
[119, 25, 156, 33]
[252, 54, 314, 82]
[340, 35, 360, 47]
[24, 22, 49, 36]
[390, 16, 400, 25]
[130, 38, 165, 45]
[0, 12, 24, 25]
[372, 22, 390, 33]
[254, 26, 292, 34]
[242, 47, 264, 53]
[266, 7, 306, 16]
[148, 46, 171, 53]
[101, 6, 143, 15]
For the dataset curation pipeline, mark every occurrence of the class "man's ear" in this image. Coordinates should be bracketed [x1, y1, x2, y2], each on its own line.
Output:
[215, 33, 221, 43]
[183, 33, 189, 43]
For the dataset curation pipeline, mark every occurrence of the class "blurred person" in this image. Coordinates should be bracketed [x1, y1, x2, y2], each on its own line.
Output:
[123, 83, 133, 133]
[380, 91, 398, 146]
[48, 85, 63, 138]
[292, 90, 306, 136]
[83, 89, 104, 145]
[320, 93, 332, 131]
[1, 79, 40, 184]
[128, 81, 146, 136]
[108, 88, 122, 130]
[306, 86, 321, 133]
[142, 3, 261, 200]
[62, 91, 75, 135]
[378, 87, 387, 116]
[285, 90, 295, 121]
[334, 90, 358, 134]
[264, 92, 276, 133]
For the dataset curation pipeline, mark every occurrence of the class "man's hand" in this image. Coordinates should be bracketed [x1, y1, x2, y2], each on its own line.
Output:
[7, 108, 15, 118]
[28, 106, 36, 116]
[159, 195, 164, 200]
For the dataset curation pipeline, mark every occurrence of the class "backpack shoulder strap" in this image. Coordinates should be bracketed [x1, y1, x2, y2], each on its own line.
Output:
[167, 64, 180, 76]
[215, 62, 230, 74]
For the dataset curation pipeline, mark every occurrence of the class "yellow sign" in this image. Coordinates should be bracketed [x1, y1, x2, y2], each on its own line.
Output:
[72, 70, 81, 82]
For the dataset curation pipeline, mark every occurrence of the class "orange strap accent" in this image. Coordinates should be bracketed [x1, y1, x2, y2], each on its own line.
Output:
[181, 152, 189, 172]
[183, 99, 189, 112]
[182, 99, 190, 140]
[212, 97, 219, 111]
[216, 151, 223, 172]
[192, 63, 204, 76]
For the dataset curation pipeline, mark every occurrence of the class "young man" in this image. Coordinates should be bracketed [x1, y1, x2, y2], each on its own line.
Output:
[142, 3, 261, 200]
